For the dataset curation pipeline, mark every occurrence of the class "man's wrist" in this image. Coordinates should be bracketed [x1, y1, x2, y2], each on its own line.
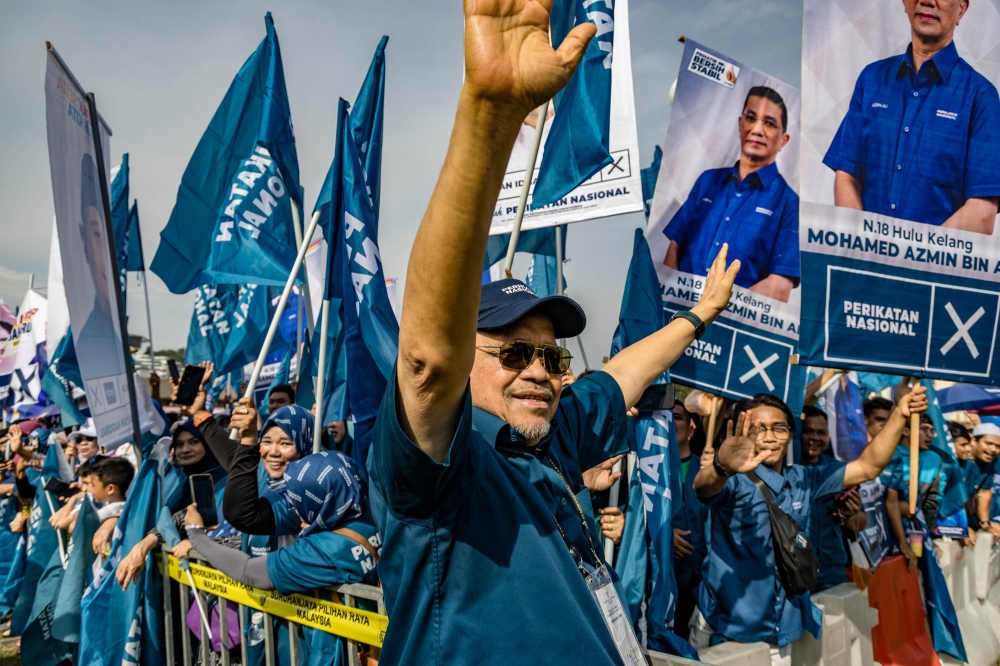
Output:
[458, 86, 528, 136]
[690, 302, 719, 326]
[712, 449, 734, 478]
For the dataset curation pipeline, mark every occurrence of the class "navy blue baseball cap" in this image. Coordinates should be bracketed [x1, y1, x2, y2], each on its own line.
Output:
[478, 279, 586, 338]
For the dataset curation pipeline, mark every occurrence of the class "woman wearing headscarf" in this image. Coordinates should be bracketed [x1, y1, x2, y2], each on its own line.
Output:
[115, 419, 234, 588]
[185, 447, 379, 666]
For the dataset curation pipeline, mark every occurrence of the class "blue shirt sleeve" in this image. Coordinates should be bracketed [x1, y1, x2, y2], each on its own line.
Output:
[965, 82, 1000, 200]
[369, 365, 480, 520]
[662, 172, 706, 247]
[767, 188, 800, 280]
[264, 491, 301, 537]
[823, 71, 867, 178]
[265, 530, 371, 594]
[803, 461, 848, 499]
[556, 371, 629, 472]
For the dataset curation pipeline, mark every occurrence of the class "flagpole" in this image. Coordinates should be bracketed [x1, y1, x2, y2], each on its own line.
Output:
[290, 200, 315, 338]
[43, 491, 68, 568]
[314, 299, 331, 453]
[575, 336, 591, 372]
[141, 272, 155, 373]
[230, 211, 323, 439]
[555, 224, 565, 348]
[86, 93, 145, 466]
[503, 100, 550, 279]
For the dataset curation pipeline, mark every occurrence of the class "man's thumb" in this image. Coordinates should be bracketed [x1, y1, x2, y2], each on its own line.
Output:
[556, 22, 597, 73]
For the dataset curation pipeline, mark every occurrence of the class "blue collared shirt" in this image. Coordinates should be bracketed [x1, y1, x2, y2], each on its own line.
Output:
[369, 368, 628, 665]
[664, 161, 799, 289]
[824, 41, 1000, 225]
[698, 461, 846, 646]
[803, 454, 849, 591]
[672, 455, 709, 587]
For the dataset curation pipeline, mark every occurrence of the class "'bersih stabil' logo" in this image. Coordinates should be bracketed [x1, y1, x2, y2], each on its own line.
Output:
[688, 48, 740, 89]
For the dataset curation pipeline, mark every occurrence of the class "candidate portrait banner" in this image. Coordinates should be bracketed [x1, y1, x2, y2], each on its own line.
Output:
[799, 0, 1000, 383]
[489, 0, 642, 234]
[44, 48, 134, 449]
[646, 40, 803, 404]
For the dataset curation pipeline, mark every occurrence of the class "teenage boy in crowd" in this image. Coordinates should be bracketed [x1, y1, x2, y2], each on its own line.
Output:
[366, 2, 740, 663]
[672, 400, 708, 639]
[691, 388, 926, 664]
[800, 406, 865, 591]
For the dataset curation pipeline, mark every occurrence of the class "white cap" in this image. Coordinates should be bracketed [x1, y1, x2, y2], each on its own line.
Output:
[68, 418, 98, 443]
[972, 423, 1000, 438]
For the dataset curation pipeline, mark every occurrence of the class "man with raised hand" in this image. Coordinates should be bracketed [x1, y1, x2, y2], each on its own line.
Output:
[368, 1, 739, 663]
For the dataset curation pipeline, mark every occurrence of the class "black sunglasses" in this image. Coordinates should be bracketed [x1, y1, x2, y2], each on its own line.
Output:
[477, 340, 572, 375]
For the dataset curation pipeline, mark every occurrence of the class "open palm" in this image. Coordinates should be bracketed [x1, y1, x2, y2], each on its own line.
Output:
[464, 0, 595, 115]
[717, 413, 769, 475]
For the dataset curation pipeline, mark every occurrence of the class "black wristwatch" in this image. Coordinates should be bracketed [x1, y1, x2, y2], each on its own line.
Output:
[670, 310, 706, 340]
[713, 449, 734, 478]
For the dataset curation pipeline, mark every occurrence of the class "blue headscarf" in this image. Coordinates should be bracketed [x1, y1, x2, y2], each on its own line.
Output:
[26, 429, 53, 453]
[281, 451, 366, 537]
[260, 405, 315, 459]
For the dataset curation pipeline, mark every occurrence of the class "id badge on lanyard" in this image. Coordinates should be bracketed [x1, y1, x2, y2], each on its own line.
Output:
[586, 563, 645, 666]
[544, 454, 644, 666]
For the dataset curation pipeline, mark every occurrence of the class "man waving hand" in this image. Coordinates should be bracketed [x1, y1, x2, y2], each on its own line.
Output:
[369, 2, 740, 663]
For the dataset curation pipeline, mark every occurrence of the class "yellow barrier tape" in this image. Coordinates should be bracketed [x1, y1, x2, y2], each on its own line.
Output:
[162, 554, 387, 647]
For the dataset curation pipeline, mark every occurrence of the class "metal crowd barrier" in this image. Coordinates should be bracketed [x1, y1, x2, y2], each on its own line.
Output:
[159, 547, 386, 666]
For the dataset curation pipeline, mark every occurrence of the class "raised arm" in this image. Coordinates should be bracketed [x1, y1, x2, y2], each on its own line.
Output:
[603, 247, 738, 409]
[843, 383, 927, 487]
[398, 0, 595, 462]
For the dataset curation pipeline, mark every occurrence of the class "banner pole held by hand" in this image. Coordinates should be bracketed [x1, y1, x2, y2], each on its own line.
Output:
[814, 370, 845, 398]
[909, 412, 918, 515]
[185, 566, 214, 641]
[706, 395, 721, 449]
[503, 99, 550, 279]
[230, 210, 323, 439]
[603, 459, 623, 563]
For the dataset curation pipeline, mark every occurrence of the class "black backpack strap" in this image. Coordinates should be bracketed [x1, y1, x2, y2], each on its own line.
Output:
[746, 470, 779, 509]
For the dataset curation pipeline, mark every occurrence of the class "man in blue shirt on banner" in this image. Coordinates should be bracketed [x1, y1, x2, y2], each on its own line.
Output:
[824, 0, 1000, 233]
[663, 86, 799, 302]
[368, 2, 740, 664]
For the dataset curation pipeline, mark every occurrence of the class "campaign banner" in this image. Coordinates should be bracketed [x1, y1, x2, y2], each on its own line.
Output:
[0, 290, 49, 418]
[489, 0, 642, 234]
[44, 48, 133, 449]
[646, 40, 803, 403]
[799, 0, 1000, 382]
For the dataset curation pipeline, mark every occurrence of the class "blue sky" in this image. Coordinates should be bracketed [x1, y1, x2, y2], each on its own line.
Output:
[0, 0, 803, 367]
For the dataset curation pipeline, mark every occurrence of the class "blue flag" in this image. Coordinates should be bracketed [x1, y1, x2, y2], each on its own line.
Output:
[524, 229, 568, 299]
[52, 499, 100, 646]
[185, 284, 239, 367]
[125, 201, 145, 272]
[0, 490, 21, 586]
[261, 342, 293, 415]
[641, 145, 662, 219]
[610, 230, 694, 659]
[484, 227, 564, 270]
[79, 443, 182, 666]
[219, 283, 273, 374]
[315, 36, 389, 231]
[10, 444, 66, 635]
[312, 301, 349, 425]
[40, 327, 87, 428]
[20, 548, 73, 666]
[111, 153, 130, 304]
[531, 0, 615, 208]
[615, 453, 646, 631]
[918, 521, 967, 662]
[338, 104, 399, 474]
[152, 13, 303, 294]
[0, 535, 26, 615]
